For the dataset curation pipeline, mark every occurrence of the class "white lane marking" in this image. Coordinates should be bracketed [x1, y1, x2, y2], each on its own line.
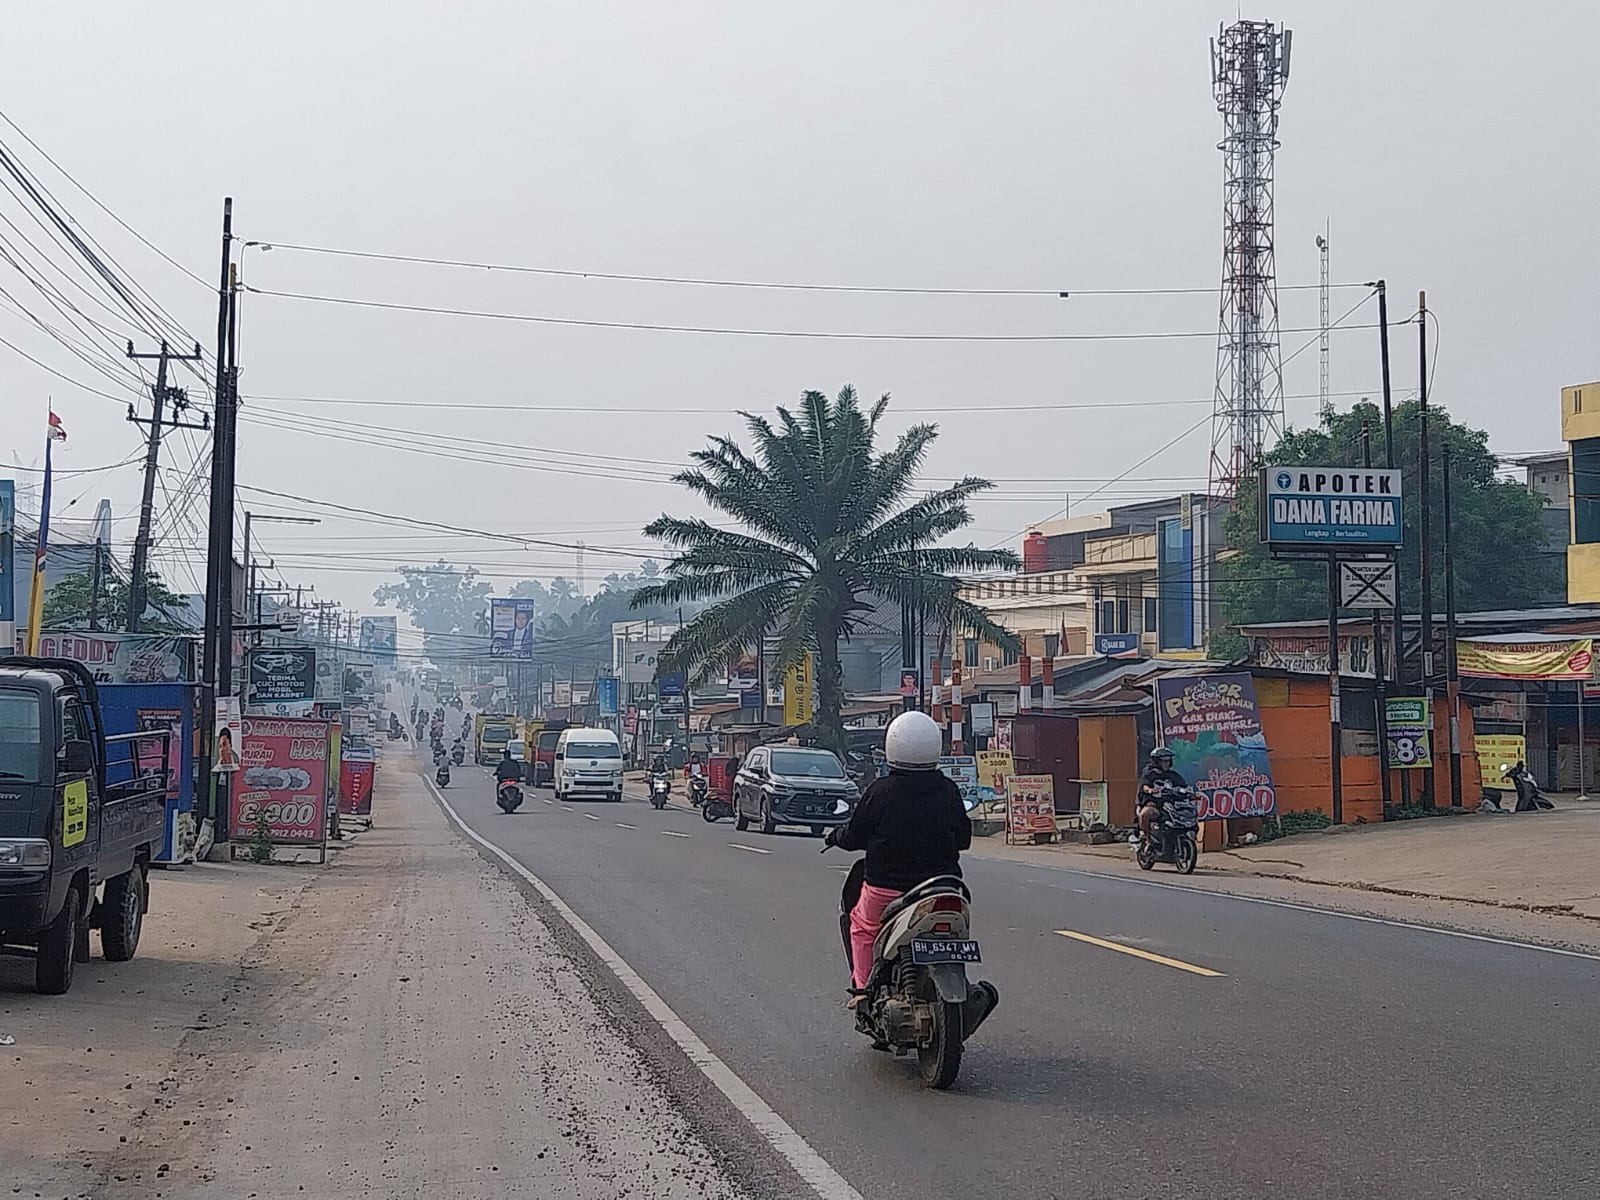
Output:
[543, 797, 553, 805]
[583, 813, 601, 822]
[661, 830, 691, 839]
[614, 822, 637, 830]
[561, 806, 574, 812]
[991, 858, 1600, 964]
[729, 843, 772, 855]
[425, 779, 862, 1199]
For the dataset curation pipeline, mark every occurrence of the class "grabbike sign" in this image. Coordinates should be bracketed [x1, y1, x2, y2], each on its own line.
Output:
[231, 718, 330, 844]
[1153, 672, 1277, 820]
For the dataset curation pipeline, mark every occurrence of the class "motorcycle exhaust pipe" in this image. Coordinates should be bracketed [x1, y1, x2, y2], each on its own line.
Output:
[961, 981, 999, 1041]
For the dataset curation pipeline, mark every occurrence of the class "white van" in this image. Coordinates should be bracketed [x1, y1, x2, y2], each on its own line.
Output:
[553, 727, 625, 802]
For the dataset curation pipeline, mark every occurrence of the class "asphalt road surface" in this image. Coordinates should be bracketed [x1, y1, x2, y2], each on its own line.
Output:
[435, 751, 1600, 1199]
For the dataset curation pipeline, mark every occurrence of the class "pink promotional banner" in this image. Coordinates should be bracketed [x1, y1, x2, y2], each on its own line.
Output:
[232, 718, 330, 844]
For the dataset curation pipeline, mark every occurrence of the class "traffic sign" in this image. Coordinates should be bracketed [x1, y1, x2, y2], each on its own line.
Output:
[1338, 560, 1396, 609]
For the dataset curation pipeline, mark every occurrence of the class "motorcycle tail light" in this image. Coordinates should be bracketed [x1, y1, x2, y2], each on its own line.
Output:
[930, 896, 965, 913]
[932, 922, 953, 934]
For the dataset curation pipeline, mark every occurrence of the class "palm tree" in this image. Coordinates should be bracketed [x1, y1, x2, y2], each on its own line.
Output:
[634, 385, 1019, 753]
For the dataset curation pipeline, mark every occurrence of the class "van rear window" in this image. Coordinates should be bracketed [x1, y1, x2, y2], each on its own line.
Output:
[0, 689, 42, 783]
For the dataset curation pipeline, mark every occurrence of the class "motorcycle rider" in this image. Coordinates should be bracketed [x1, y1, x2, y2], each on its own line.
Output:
[495, 746, 522, 787]
[824, 711, 971, 1002]
[1138, 747, 1187, 845]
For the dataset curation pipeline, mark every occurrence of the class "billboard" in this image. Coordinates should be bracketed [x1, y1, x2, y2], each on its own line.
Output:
[1456, 637, 1594, 681]
[1259, 467, 1402, 547]
[359, 615, 397, 662]
[728, 651, 759, 693]
[1153, 672, 1276, 820]
[231, 717, 330, 844]
[34, 631, 195, 684]
[246, 647, 317, 716]
[490, 597, 535, 659]
[596, 675, 619, 716]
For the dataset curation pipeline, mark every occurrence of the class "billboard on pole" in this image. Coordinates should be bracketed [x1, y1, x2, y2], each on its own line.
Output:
[490, 597, 535, 658]
[246, 647, 317, 716]
[1259, 467, 1402, 547]
[359, 615, 397, 662]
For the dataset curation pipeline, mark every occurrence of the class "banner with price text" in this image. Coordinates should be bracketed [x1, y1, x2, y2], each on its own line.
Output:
[231, 718, 331, 845]
[1383, 697, 1432, 770]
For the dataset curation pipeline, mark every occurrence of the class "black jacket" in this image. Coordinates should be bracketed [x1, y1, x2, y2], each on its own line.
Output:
[1139, 765, 1187, 802]
[834, 769, 972, 892]
[495, 758, 522, 783]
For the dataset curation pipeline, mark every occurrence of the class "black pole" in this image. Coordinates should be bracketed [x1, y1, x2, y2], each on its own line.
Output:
[1417, 290, 1434, 806]
[1443, 442, 1462, 808]
[1375, 280, 1411, 807]
[198, 198, 233, 841]
[1363, 421, 1393, 814]
[1328, 552, 1343, 824]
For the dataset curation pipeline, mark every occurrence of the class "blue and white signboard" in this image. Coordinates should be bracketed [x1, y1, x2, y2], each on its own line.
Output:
[1094, 632, 1141, 656]
[1260, 467, 1402, 547]
[596, 675, 619, 717]
[657, 668, 686, 698]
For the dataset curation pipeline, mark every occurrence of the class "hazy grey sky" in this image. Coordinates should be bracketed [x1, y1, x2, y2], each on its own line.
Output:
[4, 1, 1597, 644]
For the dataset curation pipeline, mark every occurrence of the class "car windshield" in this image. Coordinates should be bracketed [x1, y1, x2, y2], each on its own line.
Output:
[770, 749, 844, 778]
[568, 742, 617, 759]
[0, 689, 42, 783]
[485, 725, 512, 740]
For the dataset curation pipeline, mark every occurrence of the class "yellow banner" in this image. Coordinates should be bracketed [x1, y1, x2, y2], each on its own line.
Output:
[1457, 638, 1593, 680]
[976, 749, 1014, 793]
[782, 652, 814, 727]
[1475, 734, 1527, 789]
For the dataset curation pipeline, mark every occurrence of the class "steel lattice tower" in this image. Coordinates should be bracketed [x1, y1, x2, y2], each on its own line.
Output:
[1208, 19, 1292, 497]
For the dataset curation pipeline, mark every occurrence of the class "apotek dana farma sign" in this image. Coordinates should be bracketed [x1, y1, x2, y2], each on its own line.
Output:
[1259, 467, 1403, 547]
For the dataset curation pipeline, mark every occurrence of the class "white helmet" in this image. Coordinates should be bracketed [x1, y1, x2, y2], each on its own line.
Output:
[885, 710, 942, 770]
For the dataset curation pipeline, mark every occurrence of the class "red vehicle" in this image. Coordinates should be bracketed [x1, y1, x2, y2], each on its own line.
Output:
[531, 725, 566, 788]
[699, 754, 737, 822]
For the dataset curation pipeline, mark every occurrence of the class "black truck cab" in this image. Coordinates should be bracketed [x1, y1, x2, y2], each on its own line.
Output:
[0, 657, 167, 994]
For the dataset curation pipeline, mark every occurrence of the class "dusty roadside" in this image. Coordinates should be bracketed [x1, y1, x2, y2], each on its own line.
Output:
[2, 769, 761, 1200]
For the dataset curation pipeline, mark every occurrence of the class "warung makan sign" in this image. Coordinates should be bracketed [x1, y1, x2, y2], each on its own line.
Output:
[1260, 467, 1402, 547]
[1153, 672, 1277, 820]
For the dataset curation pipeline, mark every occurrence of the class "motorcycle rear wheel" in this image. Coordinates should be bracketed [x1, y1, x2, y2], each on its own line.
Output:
[701, 804, 719, 823]
[916, 983, 964, 1090]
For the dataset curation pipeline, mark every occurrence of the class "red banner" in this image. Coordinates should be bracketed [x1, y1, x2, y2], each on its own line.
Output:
[339, 756, 375, 816]
[232, 718, 330, 843]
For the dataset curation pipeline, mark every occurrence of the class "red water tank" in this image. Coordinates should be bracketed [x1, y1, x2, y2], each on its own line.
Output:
[1021, 531, 1049, 574]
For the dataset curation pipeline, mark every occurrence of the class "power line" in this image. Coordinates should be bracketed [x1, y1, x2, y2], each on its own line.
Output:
[248, 238, 1368, 298]
[245, 284, 1380, 343]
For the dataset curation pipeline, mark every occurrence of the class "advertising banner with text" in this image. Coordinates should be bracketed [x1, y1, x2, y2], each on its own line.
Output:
[1153, 672, 1277, 820]
[232, 717, 330, 844]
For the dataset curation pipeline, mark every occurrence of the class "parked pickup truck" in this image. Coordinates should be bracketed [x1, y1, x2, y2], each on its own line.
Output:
[0, 657, 169, 994]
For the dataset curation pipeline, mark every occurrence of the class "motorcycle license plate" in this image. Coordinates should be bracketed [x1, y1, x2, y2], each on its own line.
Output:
[910, 938, 981, 965]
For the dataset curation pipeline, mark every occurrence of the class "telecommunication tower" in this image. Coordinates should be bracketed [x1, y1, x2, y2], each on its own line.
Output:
[1316, 227, 1330, 421]
[1208, 19, 1292, 497]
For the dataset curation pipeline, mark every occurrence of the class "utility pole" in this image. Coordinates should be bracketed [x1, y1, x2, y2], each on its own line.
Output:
[1442, 442, 1463, 808]
[1369, 278, 1407, 809]
[1417, 290, 1434, 806]
[198, 198, 237, 848]
[87, 538, 104, 631]
[126, 339, 205, 631]
[1362, 420, 1392, 814]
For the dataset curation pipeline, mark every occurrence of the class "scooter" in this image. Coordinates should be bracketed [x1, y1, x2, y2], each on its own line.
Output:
[700, 786, 734, 824]
[1502, 761, 1554, 812]
[824, 803, 998, 1090]
[496, 780, 524, 813]
[688, 775, 708, 808]
[649, 773, 671, 810]
[1132, 784, 1200, 874]
[435, 763, 451, 788]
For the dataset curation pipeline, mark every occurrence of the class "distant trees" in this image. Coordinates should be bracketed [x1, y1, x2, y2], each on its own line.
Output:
[42, 566, 188, 633]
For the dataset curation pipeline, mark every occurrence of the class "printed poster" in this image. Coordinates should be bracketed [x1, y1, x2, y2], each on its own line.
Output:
[1383, 696, 1432, 770]
[1476, 734, 1527, 790]
[1005, 773, 1056, 840]
[1152, 672, 1276, 820]
[231, 717, 330, 844]
[213, 696, 242, 773]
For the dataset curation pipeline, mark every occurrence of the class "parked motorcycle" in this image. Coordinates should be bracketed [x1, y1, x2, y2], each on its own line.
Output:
[435, 763, 451, 788]
[1132, 784, 1200, 874]
[649, 773, 671, 810]
[497, 780, 524, 813]
[1501, 761, 1554, 812]
[700, 787, 734, 823]
[825, 803, 998, 1090]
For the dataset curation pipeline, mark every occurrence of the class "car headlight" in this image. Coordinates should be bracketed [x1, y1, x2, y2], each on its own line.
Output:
[0, 839, 51, 869]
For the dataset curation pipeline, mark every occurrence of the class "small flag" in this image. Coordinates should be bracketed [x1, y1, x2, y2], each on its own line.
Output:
[47, 410, 67, 443]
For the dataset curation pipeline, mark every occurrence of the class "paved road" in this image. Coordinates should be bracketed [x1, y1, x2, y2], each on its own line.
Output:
[435, 751, 1600, 1199]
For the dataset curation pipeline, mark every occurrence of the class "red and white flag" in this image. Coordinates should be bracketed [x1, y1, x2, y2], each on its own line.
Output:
[47, 410, 68, 443]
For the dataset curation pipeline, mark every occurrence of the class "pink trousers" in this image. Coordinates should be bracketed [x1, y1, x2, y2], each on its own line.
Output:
[848, 882, 903, 989]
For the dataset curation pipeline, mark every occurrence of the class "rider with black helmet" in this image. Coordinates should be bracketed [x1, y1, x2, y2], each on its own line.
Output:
[1138, 747, 1187, 845]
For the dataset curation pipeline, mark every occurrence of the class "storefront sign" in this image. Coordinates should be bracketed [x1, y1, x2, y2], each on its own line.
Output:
[782, 652, 814, 727]
[232, 717, 330, 843]
[1383, 696, 1433, 770]
[1249, 631, 1375, 678]
[1475, 733, 1527, 789]
[1259, 467, 1402, 546]
[1457, 637, 1594, 681]
[35, 631, 195, 684]
[1153, 672, 1277, 820]
[1094, 632, 1141, 656]
[245, 647, 316, 717]
[1005, 774, 1056, 839]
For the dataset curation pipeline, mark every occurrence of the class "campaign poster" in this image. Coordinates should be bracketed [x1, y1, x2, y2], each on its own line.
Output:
[490, 597, 535, 659]
[213, 696, 242, 773]
[1152, 672, 1276, 820]
[246, 647, 317, 717]
[232, 717, 330, 844]
[359, 615, 398, 663]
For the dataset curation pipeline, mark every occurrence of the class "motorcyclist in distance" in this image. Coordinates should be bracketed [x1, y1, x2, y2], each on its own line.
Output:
[495, 747, 522, 785]
[824, 710, 971, 1003]
[1138, 747, 1187, 845]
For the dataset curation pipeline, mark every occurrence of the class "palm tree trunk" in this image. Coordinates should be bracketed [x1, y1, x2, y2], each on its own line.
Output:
[814, 614, 846, 757]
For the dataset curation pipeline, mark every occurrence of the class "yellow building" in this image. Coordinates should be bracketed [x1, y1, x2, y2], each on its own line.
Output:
[1560, 380, 1600, 602]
